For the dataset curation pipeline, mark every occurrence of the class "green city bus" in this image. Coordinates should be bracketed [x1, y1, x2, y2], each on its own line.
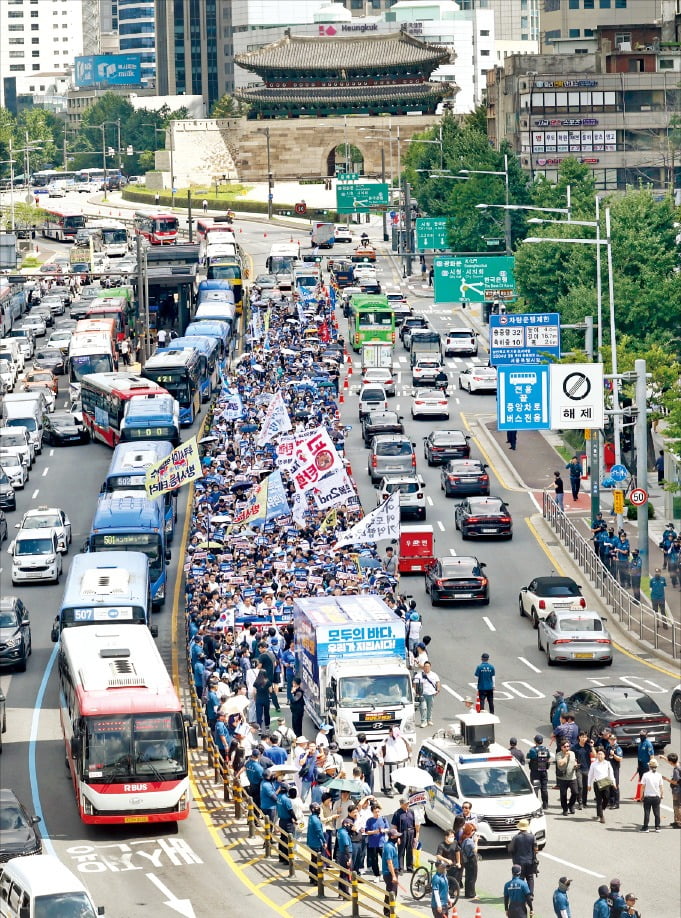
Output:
[348, 294, 395, 352]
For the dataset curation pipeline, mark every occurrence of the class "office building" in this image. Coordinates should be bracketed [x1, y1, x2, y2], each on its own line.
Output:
[117, 0, 156, 87]
[541, 0, 662, 51]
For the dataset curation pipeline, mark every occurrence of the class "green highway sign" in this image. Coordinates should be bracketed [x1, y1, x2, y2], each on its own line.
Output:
[433, 255, 516, 304]
[337, 172, 360, 182]
[415, 217, 450, 251]
[336, 182, 390, 214]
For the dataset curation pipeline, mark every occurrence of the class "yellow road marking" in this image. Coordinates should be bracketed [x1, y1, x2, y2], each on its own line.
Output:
[461, 412, 523, 493]
[524, 517, 679, 679]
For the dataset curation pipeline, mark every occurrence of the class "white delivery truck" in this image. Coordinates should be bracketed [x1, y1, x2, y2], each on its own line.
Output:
[361, 343, 394, 372]
[294, 594, 416, 751]
[416, 711, 547, 848]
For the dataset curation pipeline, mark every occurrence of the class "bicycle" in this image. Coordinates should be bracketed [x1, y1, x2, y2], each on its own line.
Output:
[410, 858, 460, 904]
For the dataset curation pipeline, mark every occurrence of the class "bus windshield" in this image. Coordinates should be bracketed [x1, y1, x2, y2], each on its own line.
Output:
[101, 228, 127, 245]
[143, 372, 190, 406]
[359, 311, 392, 327]
[91, 532, 163, 578]
[158, 219, 178, 232]
[70, 353, 115, 381]
[208, 263, 241, 280]
[84, 712, 187, 780]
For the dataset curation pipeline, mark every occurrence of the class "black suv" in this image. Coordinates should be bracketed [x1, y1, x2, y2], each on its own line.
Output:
[361, 410, 404, 448]
[0, 597, 31, 672]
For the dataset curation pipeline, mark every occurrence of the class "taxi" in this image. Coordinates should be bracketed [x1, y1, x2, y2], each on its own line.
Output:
[17, 506, 72, 554]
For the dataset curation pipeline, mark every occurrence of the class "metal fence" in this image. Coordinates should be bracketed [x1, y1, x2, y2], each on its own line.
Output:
[542, 492, 679, 660]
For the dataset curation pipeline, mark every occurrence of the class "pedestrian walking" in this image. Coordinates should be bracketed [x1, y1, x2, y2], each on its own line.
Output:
[607, 878, 626, 917]
[306, 802, 326, 885]
[157, 327, 168, 347]
[597, 729, 622, 808]
[593, 884, 611, 918]
[552, 877, 572, 918]
[428, 265, 434, 286]
[119, 337, 131, 366]
[460, 822, 478, 901]
[474, 652, 495, 713]
[421, 261, 427, 283]
[553, 471, 565, 510]
[506, 429, 518, 450]
[352, 732, 378, 790]
[587, 748, 615, 823]
[590, 512, 607, 556]
[655, 449, 664, 484]
[380, 726, 411, 796]
[639, 756, 663, 831]
[154, 193, 160, 206]
[365, 802, 389, 878]
[504, 864, 533, 918]
[431, 860, 453, 918]
[414, 661, 440, 727]
[508, 819, 538, 894]
[289, 678, 305, 738]
[381, 827, 400, 915]
[614, 530, 630, 587]
[667, 537, 680, 589]
[336, 817, 354, 898]
[659, 523, 676, 568]
[572, 731, 593, 809]
[556, 741, 578, 815]
[202, 199, 208, 214]
[391, 797, 415, 873]
[565, 456, 582, 502]
[650, 569, 669, 628]
[527, 734, 551, 809]
[664, 751, 681, 827]
[628, 549, 642, 600]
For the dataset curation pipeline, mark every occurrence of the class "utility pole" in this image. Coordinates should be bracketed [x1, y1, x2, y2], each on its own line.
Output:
[187, 191, 193, 243]
[635, 358, 649, 576]
[503, 153, 512, 256]
[381, 146, 388, 242]
[403, 179, 413, 278]
[136, 234, 147, 367]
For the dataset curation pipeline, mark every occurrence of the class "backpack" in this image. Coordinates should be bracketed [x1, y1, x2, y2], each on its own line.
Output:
[535, 746, 550, 772]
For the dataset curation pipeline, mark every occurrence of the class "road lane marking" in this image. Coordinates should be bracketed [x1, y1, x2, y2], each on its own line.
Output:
[49, 449, 55, 456]
[449, 548, 457, 556]
[42, 467, 49, 477]
[437, 520, 445, 531]
[426, 496, 433, 506]
[29, 644, 59, 855]
[482, 616, 496, 631]
[520, 738, 535, 747]
[539, 851, 605, 879]
[525, 516, 566, 575]
[518, 656, 542, 673]
[442, 684, 464, 701]
[31, 488, 39, 499]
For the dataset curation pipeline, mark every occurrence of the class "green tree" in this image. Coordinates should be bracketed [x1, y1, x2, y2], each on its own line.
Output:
[210, 94, 242, 118]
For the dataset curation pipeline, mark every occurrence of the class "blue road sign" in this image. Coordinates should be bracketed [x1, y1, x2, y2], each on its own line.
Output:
[489, 312, 561, 366]
[610, 463, 628, 481]
[497, 364, 550, 431]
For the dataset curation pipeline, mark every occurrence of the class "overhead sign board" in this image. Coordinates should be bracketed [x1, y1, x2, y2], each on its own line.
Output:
[433, 255, 515, 304]
[489, 312, 561, 366]
[549, 363, 604, 430]
[337, 173, 360, 182]
[74, 54, 142, 88]
[415, 217, 449, 251]
[336, 183, 389, 214]
[497, 364, 550, 431]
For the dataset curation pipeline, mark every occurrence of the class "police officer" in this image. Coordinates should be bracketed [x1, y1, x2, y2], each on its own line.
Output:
[474, 652, 496, 714]
[659, 522, 676, 568]
[601, 528, 618, 575]
[527, 734, 551, 809]
[607, 878, 626, 917]
[504, 864, 533, 918]
[667, 537, 680, 589]
[636, 729, 655, 779]
[628, 548, 642, 600]
[508, 819, 538, 894]
[593, 885, 610, 918]
[615, 530, 630, 586]
[591, 513, 607, 556]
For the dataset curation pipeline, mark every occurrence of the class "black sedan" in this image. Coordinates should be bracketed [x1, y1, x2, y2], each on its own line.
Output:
[0, 468, 15, 512]
[43, 411, 89, 446]
[69, 299, 93, 320]
[33, 347, 66, 375]
[441, 458, 489, 497]
[561, 686, 671, 750]
[423, 429, 471, 465]
[0, 788, 42, 859]
[455, 496, 512, 539]
[425, 556, 489, 606]
[362, 410, 405, 448]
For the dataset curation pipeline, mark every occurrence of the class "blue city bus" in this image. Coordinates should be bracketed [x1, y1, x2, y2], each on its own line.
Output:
[50, 551, 155, 641]
[102, 440, 178, 542]
[184, 320, 231, 364]
[159, 336, 219, 403]
[119, 393, 181, 446]
[88, 490, 170, 609]
[142, 348, 201, 427]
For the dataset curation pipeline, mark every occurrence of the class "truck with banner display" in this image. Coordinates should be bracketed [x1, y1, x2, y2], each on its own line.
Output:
[293, 594, 416, 750]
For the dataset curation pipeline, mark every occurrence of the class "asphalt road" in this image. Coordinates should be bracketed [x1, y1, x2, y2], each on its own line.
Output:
[1, 200, 679, 918]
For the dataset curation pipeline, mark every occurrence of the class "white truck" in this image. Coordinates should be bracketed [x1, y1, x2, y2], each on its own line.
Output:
[294, 594, 416, 751]
[361, 343, 394, 372]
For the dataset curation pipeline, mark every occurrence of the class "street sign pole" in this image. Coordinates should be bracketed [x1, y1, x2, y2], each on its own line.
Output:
[590, 429, 600, 520]
[635, 358, 649, 576]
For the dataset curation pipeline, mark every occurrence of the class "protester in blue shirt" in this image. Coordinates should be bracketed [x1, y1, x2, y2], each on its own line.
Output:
[381, 827, 400, 902]
[593, 885, 611, 918]
[365, 802, 389, 878]
[636, 730, 655, 779]
[306, 802, 326, 886]
[260, 772, 280, 824]
[553, 877, 572, 918]
[431, 860, 452, 918]
[474, 652, 495, 714]
[504, 864, 532, 918]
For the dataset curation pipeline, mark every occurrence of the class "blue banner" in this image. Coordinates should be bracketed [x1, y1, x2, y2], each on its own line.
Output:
[74, 54, 142, 88]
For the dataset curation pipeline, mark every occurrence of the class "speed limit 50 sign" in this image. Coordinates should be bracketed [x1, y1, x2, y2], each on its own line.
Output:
[629, 488, 648, 506]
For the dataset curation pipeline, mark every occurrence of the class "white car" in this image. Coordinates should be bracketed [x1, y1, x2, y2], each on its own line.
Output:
[411, 388, 450, 420]
[20, 315, 46, 338]
[0, 453, 28, 489]
[361, 367, 396, 397]
[443, 327, 478, 357]
[21, 383, 55, 413]
[18, 506, 72, 553]
[458, 365, 498, 393]
[412, 357, 443, 387]
[358, 384, 389, 420]
[41, 295, 66, 316]
[0, 357, 17, 392]
[518, 576, 586, 628]
[376, 474, 427, 521]
[334, 225, 354, 243]
[10, 528, 62, 585]
[537, 609, 613, 666]
[0, 428, 34, 468]
[47, 329, 72, 353]
[47, 184, 66, 198]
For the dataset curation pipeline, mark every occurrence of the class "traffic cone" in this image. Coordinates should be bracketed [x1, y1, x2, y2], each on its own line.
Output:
[346, 461, 352, 477]
[449, 907, 458, 918]
[475, 692, 481, 713]
[343, 377, 349, 390]
[474, 907, 483, 918]
[634, 781, 644, 801]
[339, 390, 344, 404]
[348, 362, 353, 376]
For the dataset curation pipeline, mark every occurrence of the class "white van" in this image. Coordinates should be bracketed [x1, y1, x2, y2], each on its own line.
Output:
[0, 854, 104, 917]
[10, 528, 62, 585]
[415, 712, 547, 848]
[0, 339, 24, 375]
[1, 403, 44, 455]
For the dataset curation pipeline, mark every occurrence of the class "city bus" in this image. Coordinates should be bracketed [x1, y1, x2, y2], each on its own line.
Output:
[184, 320, 231, 364]
[67, 331, 118, 392]
[85, 297, 130, 342]
[142, 349, 201, 427]
[74, 168, 107, 185]
[58, 624, 192, 824]
[31, 169, 77, 189]
[348, 293, 395, 352]
[119, 393, 181, 446]
[86, 219, 130, 257]
[41, 207, 86, 242]
[265, 242, 301, 276]
[75, 317, 117, 353]
[102, 439, 178, 540]
[88, 489, 170, 608]
[134, 211, 178, 245]
[205, 259, 243, 312]
[50, 551, 154, 641]
[80, 373, 169, 448]
[161, 335, 219, 402]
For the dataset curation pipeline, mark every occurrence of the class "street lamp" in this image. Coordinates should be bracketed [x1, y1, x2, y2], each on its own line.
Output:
[403, 125, 444, 171]
[256, 127, 272, 220]
[460, 155, 511, 255]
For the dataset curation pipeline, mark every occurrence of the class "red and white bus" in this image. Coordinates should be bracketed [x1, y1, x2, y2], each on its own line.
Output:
[80, 372, 169, 448]
[41, 207, 86, 242]
[85, 299, 130, 342]
[134, 211, 178, 245]
[58, 624, 192, 824]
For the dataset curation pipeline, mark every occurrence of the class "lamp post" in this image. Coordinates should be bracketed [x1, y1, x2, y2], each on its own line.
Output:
[1, 146, 17, 231]
[460, 154, 511, 254]
[256, 127, 272, 220]
[525, 205, 621, 524]
[403, 125, 444, 171]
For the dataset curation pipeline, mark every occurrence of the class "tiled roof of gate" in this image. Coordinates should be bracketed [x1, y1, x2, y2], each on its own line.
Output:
[235, 30, 451, 74]
[235, 83, 453, 106]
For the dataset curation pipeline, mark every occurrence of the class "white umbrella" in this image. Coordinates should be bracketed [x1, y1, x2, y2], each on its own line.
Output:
[268, 763, 300, 775]
[220, 695, 250, 716]
[389, 766, 435, 790]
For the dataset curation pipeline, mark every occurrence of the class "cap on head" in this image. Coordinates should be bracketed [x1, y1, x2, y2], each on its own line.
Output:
[509, 737, 518, 746]
[534, 734, 544, 744]
[610, 879, 621, 889]
[388, 826, 401, 838]
[512, 865, 522, 876]
[649, 758, 658, 768]
[559, 877, 571, 888]
[481, 652, 490, 660]
[625, 894, 637, 902]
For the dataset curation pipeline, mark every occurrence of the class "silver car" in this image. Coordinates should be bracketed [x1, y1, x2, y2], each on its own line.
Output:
[368, 435, 416, 485]
[537, 609, 613, 666]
